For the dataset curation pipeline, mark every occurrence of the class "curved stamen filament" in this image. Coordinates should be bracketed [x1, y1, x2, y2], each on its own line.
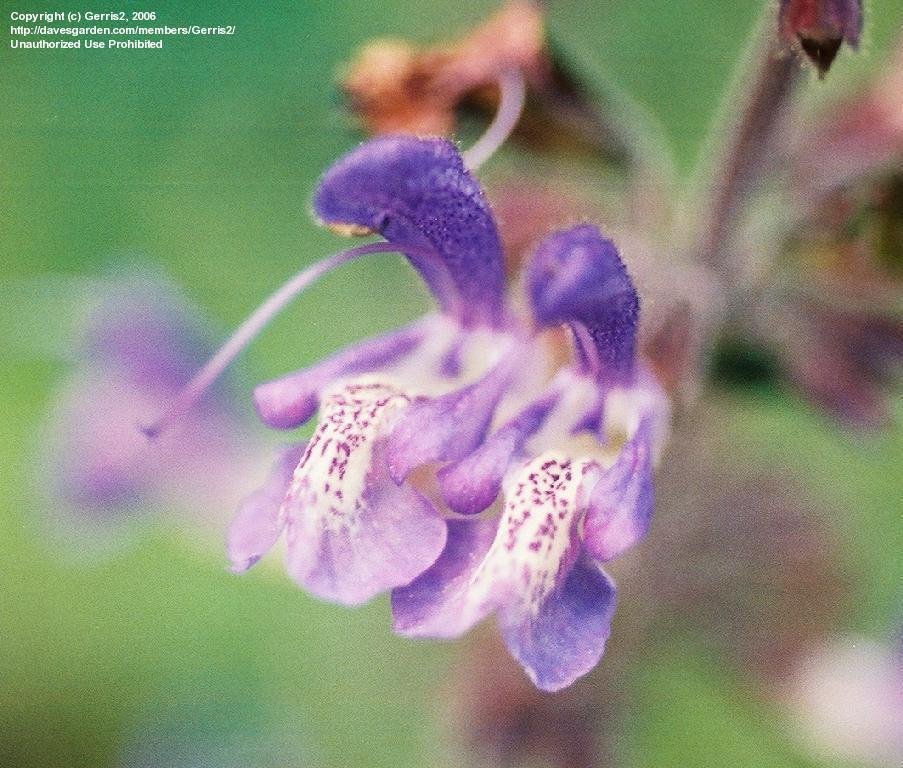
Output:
[462, 68, 527, 170]
[141, 240, 445, 439]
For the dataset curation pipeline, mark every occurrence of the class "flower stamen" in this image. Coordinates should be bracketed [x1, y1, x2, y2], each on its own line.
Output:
[462, 68, 527, 170]
[141, 240, 448, 439]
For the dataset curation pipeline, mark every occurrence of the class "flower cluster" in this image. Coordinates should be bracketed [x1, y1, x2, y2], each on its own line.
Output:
[207, 135, 669, 690]
[41, 0, 897, 697]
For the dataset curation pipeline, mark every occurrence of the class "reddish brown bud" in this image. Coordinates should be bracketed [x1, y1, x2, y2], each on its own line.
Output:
[779, 0, 863, 75]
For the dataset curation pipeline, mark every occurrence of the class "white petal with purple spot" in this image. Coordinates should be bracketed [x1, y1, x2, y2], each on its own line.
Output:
[281, 380, 447, 605]
[484, 453, 599, 615]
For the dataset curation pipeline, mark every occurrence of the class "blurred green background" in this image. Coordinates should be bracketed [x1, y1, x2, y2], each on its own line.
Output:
[1, 1, 901, 766]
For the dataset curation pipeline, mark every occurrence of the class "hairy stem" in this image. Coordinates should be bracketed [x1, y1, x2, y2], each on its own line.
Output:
[689, 23, 801, 284]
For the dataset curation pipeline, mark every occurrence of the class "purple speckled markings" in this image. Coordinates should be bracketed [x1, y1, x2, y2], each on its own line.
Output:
[231, 381, 447, 606]
[395, 452, 626, 691]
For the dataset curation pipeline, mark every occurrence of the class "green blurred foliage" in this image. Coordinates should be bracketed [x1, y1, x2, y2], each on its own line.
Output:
[1, 1, 900, 767]
[548, 0, 903, 174]
[625, 644, 815, 768]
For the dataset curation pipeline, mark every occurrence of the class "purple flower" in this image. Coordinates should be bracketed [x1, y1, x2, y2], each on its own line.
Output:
[148, 135, 668, 689]
[40, 273, 260, 545]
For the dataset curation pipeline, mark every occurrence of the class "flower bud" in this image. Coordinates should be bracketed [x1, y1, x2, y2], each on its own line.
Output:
[779, 0, 863, 75]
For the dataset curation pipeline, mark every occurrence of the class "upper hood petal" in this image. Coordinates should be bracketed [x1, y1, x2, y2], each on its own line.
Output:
[314, 136, 506, 327]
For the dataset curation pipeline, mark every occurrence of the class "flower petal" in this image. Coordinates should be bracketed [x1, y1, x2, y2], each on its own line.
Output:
[392, 518, 499, 637]
[603, 367, 671, 463]
[227, 443, 306, 573]
[280, 381, 446, 605]
[401, 452, 596, 627]
[437, 393, 559, 515]
[253, 322, 426, 429]
[527, 225, 639, 386]
[582, 420, 654, 563]
[498, 556, 617, 692]
[385, 356, 514, 483]
[397, 450, 614, 691]
[486, 453, 598, 612]
[314, 136, 506, 327]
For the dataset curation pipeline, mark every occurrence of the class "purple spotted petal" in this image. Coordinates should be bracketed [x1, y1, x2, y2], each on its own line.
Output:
[527, 225, 639, 386]
[481, 454, 595, 619]
[479, 453, 607, 690]
[498, 556, 617, 692]
[582, 420, 654, 563]
[392, 518, 499, 637]
[280, 382, 446, 605]
[385, 358, 514, 483]
[437, 393, 559, 515]
[397, 453, 602, 649]
[314, 136, 505, 327]
[227, 443, 305, 573]
[253, 322, 426, 429]
[399, 452, 616, 689]
[285, 444, 447, 606]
